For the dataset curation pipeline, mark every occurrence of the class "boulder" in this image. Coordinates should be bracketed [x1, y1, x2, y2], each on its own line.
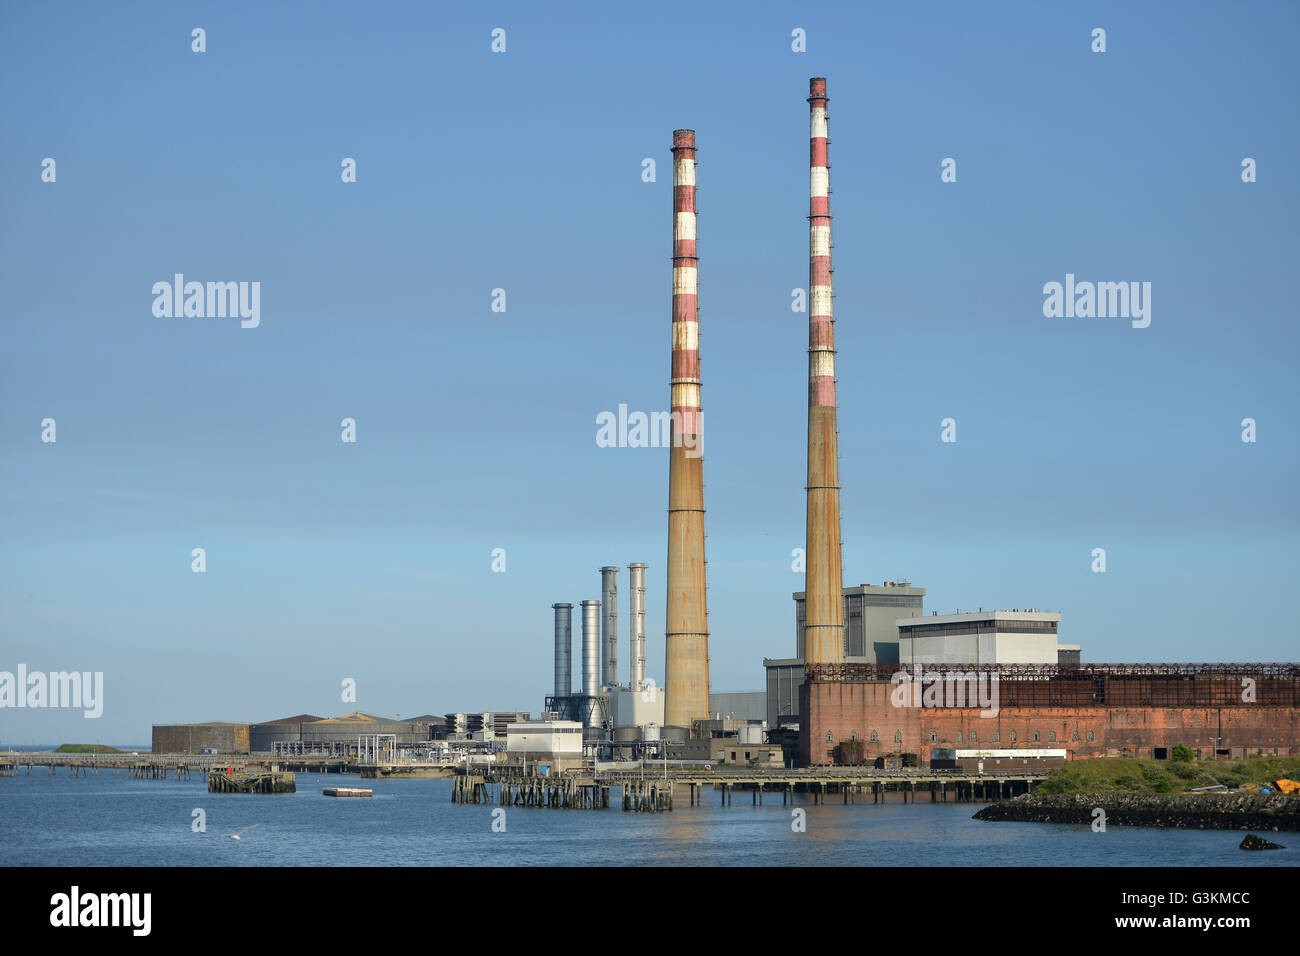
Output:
[1239, 833, 1284, 850]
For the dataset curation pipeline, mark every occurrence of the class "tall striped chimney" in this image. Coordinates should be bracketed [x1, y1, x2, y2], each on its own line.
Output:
[803, 78, 846, 669]
[664, 129, 710, 732]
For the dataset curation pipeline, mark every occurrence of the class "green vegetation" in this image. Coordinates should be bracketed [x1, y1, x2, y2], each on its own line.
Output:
[1037, 756, 1300, 796]
[53, 744, 123, 754]
[1171, 744, 1194, 763]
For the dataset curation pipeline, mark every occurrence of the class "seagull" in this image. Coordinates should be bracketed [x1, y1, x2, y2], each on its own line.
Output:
[227, 824, 260, 841]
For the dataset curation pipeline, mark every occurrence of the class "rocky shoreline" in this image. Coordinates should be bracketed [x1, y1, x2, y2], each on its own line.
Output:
[973, 791, 1300, 831]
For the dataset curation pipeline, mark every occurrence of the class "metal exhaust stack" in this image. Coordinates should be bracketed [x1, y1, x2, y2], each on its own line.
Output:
[803, 78, 846, 669]
[628, 563, 647, 690]
[600, 566, 619, 687]
[580, 600, 601, 705]
[664, 129, 710, 733]
[552, 603, 573, 699]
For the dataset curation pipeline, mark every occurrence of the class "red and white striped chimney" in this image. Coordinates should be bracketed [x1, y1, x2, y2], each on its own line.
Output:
[803, 78, 846, 669]
[664, 129, 710, 732]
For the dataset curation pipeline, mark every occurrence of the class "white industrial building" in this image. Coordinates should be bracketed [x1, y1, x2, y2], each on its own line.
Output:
[504, 720, 584, 772]
[897, 610, 1070, 666]
[607, 681, 665, 734]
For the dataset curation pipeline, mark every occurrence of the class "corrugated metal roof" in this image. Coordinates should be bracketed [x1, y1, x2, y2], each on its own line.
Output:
[310, 712, 392, 724]
[256, 714, 323, 725]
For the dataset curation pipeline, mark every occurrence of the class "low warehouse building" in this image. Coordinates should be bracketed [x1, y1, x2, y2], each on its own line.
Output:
[248, 714, 323, 753]
[152, 722, 249, 754]
[301, 713, 420, 751]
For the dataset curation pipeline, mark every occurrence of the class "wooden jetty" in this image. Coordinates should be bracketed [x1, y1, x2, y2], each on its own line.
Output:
[358, 763, 456, 780]
[451, 774, 490, 804]
[0, 752, 352, 777]
[446, 767, 1049, 814]
[323, 786, 372, 797]
[208, 769, 296, 794]
[599, 768, 1047, 808]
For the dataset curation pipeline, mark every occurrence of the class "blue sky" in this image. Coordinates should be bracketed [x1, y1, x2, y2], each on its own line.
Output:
[1, 1, 1296, 744]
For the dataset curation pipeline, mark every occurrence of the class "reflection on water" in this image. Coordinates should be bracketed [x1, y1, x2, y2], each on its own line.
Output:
[0, 773, 1292, 867]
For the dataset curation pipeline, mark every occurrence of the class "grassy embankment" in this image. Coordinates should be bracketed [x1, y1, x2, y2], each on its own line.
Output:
[52, 744, 124, 754]
[1037, 755, 1300, 796]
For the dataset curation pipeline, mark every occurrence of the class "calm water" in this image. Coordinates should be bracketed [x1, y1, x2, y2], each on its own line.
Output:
[1, 772, 1295, 866]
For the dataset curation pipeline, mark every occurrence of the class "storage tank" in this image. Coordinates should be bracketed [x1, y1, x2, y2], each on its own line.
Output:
[660, 723, 688, 743]
[738, 724, 765, 745]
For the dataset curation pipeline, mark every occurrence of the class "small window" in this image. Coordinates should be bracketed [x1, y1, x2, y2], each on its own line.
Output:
[850, 731, 857, 741]
[1048, 730, 1056, 742]
[1086, 730, 1094, 742]
[969, 730, 977, 743]
[825, 732, 833, 742]
[956, 732, 963, 743]
[929, 731, 937, 742]
[870, 730, 878, 742]
[895, 730, 902, 743]
[1009, 730, 1016, 742]
[993, 731, 1001, 742]
[1072, 730, 1079, 741]
[1033, 731, 1040, 742]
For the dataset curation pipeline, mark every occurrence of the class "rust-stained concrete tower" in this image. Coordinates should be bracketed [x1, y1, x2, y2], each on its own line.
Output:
[803, 79, 846, 669]
[664, 129, 710, 732]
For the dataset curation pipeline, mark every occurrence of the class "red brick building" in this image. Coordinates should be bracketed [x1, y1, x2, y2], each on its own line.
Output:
[798, 663, 1300, 766]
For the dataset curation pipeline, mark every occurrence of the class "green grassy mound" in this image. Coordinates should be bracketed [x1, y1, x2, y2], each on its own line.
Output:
[1037, 756, 1300, 796]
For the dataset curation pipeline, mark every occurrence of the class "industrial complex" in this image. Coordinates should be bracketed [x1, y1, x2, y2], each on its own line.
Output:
[152, 78, 1299, 775]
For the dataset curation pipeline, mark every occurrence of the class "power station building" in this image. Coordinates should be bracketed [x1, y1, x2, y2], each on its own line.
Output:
[549, 564, 658, 745]
[799, 662, 1300, 766]
[543, 77, 1300, 772]
[765, 582, 928, 729]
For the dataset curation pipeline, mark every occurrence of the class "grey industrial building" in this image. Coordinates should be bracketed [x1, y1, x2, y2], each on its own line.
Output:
[794, 581, 926, 661]
[441, 712, 530, 739]
[247, 712, 422, 754]
[406, 714, 449, 739]
[897, 610, 1081, 666]
[767, 582, 927, 728]
[300, 713, 421, 749]
[248, 714, 324, 753]
[708, 691, 766, 722]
